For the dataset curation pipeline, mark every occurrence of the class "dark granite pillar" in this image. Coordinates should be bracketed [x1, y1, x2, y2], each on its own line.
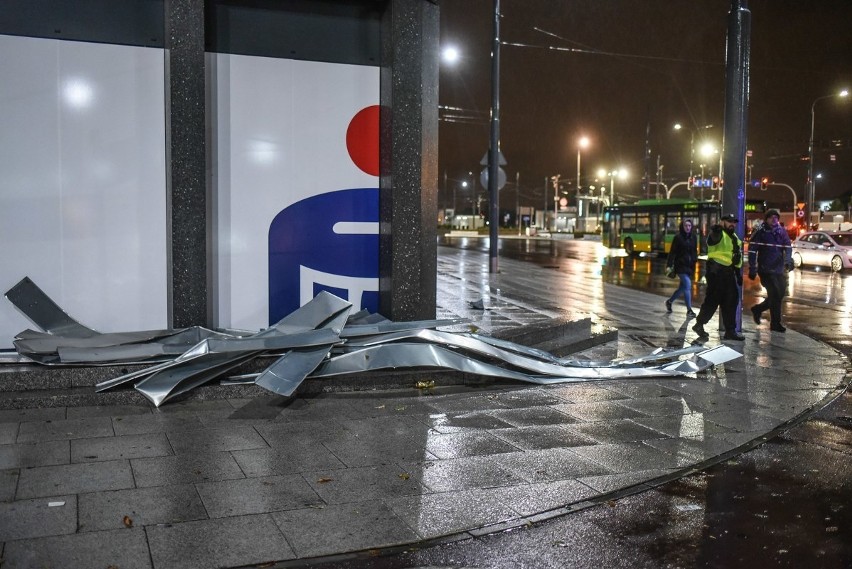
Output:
[379, 0, 440, 321]
[164, 0, 209, 328]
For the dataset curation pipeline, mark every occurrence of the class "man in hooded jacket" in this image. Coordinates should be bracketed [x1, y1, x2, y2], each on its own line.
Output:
[747, 209, 793, 332]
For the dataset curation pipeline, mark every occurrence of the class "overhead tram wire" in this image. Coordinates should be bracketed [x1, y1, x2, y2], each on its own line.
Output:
[500, 41, 724, 68]
[511, 26, 728, 175]
[439, 105, 489, 125]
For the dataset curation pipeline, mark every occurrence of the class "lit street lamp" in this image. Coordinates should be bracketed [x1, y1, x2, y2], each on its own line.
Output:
[807, 89, 848, 224]
[695, 144, 719, 201]
[673, 123, 713, 187]
[576, 136, 590, 195]
[441, 46, 460, 65]
[597, 168, 628, 206]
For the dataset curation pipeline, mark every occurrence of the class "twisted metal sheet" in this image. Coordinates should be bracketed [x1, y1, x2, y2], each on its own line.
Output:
[5, 277, 743, 407]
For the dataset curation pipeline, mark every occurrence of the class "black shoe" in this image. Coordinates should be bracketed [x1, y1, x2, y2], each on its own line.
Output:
[665, 300, 673, 313]
[770, 324, 786, 332]
[692, 323, 709, 338]
[723, 331, 746, 341]
[751, 305, 762, 325]
[686, 309, 696, 318]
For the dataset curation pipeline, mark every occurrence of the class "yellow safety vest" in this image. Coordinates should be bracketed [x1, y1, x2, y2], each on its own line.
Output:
[707, 230, 743, 268]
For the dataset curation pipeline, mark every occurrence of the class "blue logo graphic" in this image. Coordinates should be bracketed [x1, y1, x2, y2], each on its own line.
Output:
[268, 188, 379, 324]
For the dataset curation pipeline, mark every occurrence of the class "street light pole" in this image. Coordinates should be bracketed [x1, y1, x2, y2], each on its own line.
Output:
[576, 137, 589, 229]
[689, 131, 694, 182]
[515, 171, 520, 236]
[576, 137, 589, 195]
[807, 90, 848, 226]
[487, 0, 501, 273]
[674, 123, 715, 190]
[610, 175, 615, 206]
[576, 149, 581, 193]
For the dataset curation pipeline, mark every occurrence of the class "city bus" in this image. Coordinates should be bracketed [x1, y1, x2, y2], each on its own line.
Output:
[602, 199, 721, 255]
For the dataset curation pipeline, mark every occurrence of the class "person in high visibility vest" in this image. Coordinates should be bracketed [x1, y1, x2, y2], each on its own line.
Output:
[692, 213, 745, 341]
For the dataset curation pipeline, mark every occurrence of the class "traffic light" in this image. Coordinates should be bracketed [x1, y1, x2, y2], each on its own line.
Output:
[711, 176, 720, 190]
[760, 177, 769, 191]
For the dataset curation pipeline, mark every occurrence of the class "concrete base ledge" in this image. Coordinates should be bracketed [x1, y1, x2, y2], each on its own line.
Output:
[0, 317, 618, 409]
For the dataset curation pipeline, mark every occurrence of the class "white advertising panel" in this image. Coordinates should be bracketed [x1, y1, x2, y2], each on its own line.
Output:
[0, 35, 168, 349]
[210, 55, 380, 331]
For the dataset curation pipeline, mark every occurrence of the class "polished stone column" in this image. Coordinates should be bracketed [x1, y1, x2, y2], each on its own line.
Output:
[164, 0, 209, 328]
[379, 0, 440, 321]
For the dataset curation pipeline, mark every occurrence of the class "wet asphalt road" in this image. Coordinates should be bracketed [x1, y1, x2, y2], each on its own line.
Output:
[292, 236, 852, 569]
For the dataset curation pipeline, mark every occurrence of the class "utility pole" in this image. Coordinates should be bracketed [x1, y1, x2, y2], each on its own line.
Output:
[443, 170, 447, 217]
[515, 171, 520, 236]
[721, 0, 751, 334]
[655, 156, 662, 200]
[487, 0, 500, 273]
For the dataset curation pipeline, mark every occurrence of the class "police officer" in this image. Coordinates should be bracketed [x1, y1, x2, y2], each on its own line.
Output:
[692, 213, 745, 341]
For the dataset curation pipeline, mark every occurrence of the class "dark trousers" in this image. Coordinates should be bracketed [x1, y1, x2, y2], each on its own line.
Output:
[754, 272, 786, 326]
[696, 269, 739, 333]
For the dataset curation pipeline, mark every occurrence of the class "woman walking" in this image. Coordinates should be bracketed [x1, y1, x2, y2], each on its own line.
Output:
[665, 218, 698, 317]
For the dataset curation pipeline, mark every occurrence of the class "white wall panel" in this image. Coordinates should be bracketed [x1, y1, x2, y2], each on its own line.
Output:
[211, 55, 379, 331]
[0, 35, 167, 348]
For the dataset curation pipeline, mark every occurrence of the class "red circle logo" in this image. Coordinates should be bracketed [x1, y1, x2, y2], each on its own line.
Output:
[346, 105, 380, 176]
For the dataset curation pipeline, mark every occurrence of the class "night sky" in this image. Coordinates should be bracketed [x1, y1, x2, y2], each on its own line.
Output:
[438, 0, 852, 213]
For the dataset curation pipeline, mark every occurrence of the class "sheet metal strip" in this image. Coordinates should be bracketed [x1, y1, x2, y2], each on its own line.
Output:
[254, 346, 335, 397]
[312, 343, 698, 383]
[5, 277, 99, 338]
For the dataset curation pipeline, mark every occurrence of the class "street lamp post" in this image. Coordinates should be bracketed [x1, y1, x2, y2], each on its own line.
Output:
[597, 168, 628, 206]
[807, 89, 848, 226]
[673, 123, 714, 190]
[487, 0, 501, 273]
[576, 137, 590, 226]
[548, 175, 561, 231]
[515, 171, 520, 236]
[576, 136, 589, 196]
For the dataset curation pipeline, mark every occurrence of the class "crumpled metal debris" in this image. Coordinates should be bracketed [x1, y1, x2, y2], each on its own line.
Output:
[3, 276, 743, 407]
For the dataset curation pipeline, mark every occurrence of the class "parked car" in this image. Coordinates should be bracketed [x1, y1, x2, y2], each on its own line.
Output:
[791, 231, 852, 272]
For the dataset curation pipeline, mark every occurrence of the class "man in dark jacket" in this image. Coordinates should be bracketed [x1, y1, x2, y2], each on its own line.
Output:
[747, 209, 793, 332]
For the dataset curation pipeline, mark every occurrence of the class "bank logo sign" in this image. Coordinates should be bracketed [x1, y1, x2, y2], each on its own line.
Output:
[268, 187, 379, 323]
[213, 56, 379, 331]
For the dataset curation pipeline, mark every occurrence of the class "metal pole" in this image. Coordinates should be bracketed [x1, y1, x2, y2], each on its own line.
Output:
[487, 0, 500, 273]
[543, 177, 547, 229]
[576, 149, 581, 196]
[807, 91, 849, 226]
[443, 170, 447, 216]
[721, 0, 750, 229]
[666, 181, 689, 199]
[655, 156, 662, 200]
[807, 99, 817, 225]
[516, 171, 520, 236]
[769, 182, 798, 214]
[722, 0, 751, 335]
[689, 131, 694, 183]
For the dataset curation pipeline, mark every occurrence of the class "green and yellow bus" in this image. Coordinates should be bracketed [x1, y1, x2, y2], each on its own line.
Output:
[602, 199, 721, 255]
